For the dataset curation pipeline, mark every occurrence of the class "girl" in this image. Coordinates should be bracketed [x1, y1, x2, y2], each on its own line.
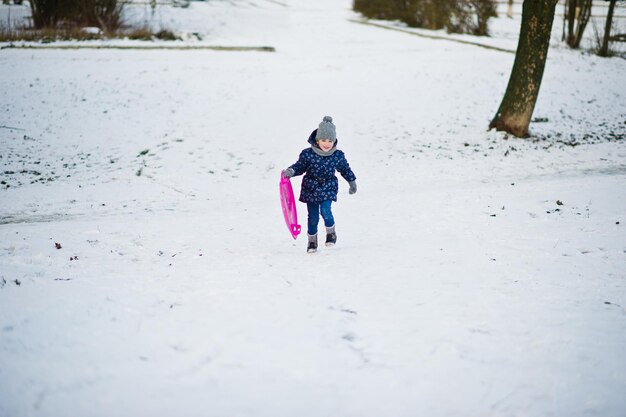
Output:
[283, 116, 357, 253]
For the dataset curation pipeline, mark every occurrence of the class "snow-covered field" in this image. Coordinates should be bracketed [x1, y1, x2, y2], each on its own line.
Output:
[1, 1, 625, 416]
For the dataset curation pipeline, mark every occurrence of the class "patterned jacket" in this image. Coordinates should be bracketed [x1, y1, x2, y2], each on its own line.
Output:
[289, 129, 357, 203]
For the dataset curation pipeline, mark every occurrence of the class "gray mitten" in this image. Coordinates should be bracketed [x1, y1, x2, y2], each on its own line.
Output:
[349, 181, 357, 195]
[282, 168, 295, 178]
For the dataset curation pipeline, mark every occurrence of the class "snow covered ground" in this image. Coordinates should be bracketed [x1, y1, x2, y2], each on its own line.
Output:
[1, 1, 625, 416]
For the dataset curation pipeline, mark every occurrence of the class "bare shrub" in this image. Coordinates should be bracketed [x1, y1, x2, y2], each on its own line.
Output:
[29, 0, 123, 32]
[124, 26, 153, 41]
[353, 0, 409, 21]
[471, 0, 497, 36]
[155, 29, 179, 41]
[354, 0, 497, 36]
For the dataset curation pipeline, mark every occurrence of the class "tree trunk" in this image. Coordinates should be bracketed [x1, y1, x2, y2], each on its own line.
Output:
[507, 0, 514, 19]
[489, 0, 558, 138]
[566, 0, 576, 45]
[564, 0, 591, 48]
[599, 0, 616, 57]
[572, 0, 591, 48]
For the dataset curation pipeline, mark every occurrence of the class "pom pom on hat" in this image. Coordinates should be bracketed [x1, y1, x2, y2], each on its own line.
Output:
[316, 115, 337, 141]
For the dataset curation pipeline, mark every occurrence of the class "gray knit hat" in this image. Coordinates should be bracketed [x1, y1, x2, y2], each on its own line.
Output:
[315, 116, 337, 141]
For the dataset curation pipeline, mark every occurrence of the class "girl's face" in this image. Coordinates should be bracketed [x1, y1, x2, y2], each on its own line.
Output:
[317, 139, 334, 151]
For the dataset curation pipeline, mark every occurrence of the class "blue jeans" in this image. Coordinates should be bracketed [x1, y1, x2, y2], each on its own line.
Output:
[307, 200, 335, 235]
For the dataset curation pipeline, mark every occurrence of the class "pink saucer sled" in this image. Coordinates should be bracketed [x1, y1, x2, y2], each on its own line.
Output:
[280, 173, 301, 239]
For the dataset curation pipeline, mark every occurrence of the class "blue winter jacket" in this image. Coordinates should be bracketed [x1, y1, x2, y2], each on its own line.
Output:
[289, 129, 357, 203]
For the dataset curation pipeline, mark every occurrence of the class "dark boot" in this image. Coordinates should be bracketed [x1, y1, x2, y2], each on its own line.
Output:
[325, 225, 336, 247]
[307, 234, 318, 253]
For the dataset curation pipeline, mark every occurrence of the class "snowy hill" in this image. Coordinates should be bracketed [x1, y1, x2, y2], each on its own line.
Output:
[1, 1, 625, 416]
